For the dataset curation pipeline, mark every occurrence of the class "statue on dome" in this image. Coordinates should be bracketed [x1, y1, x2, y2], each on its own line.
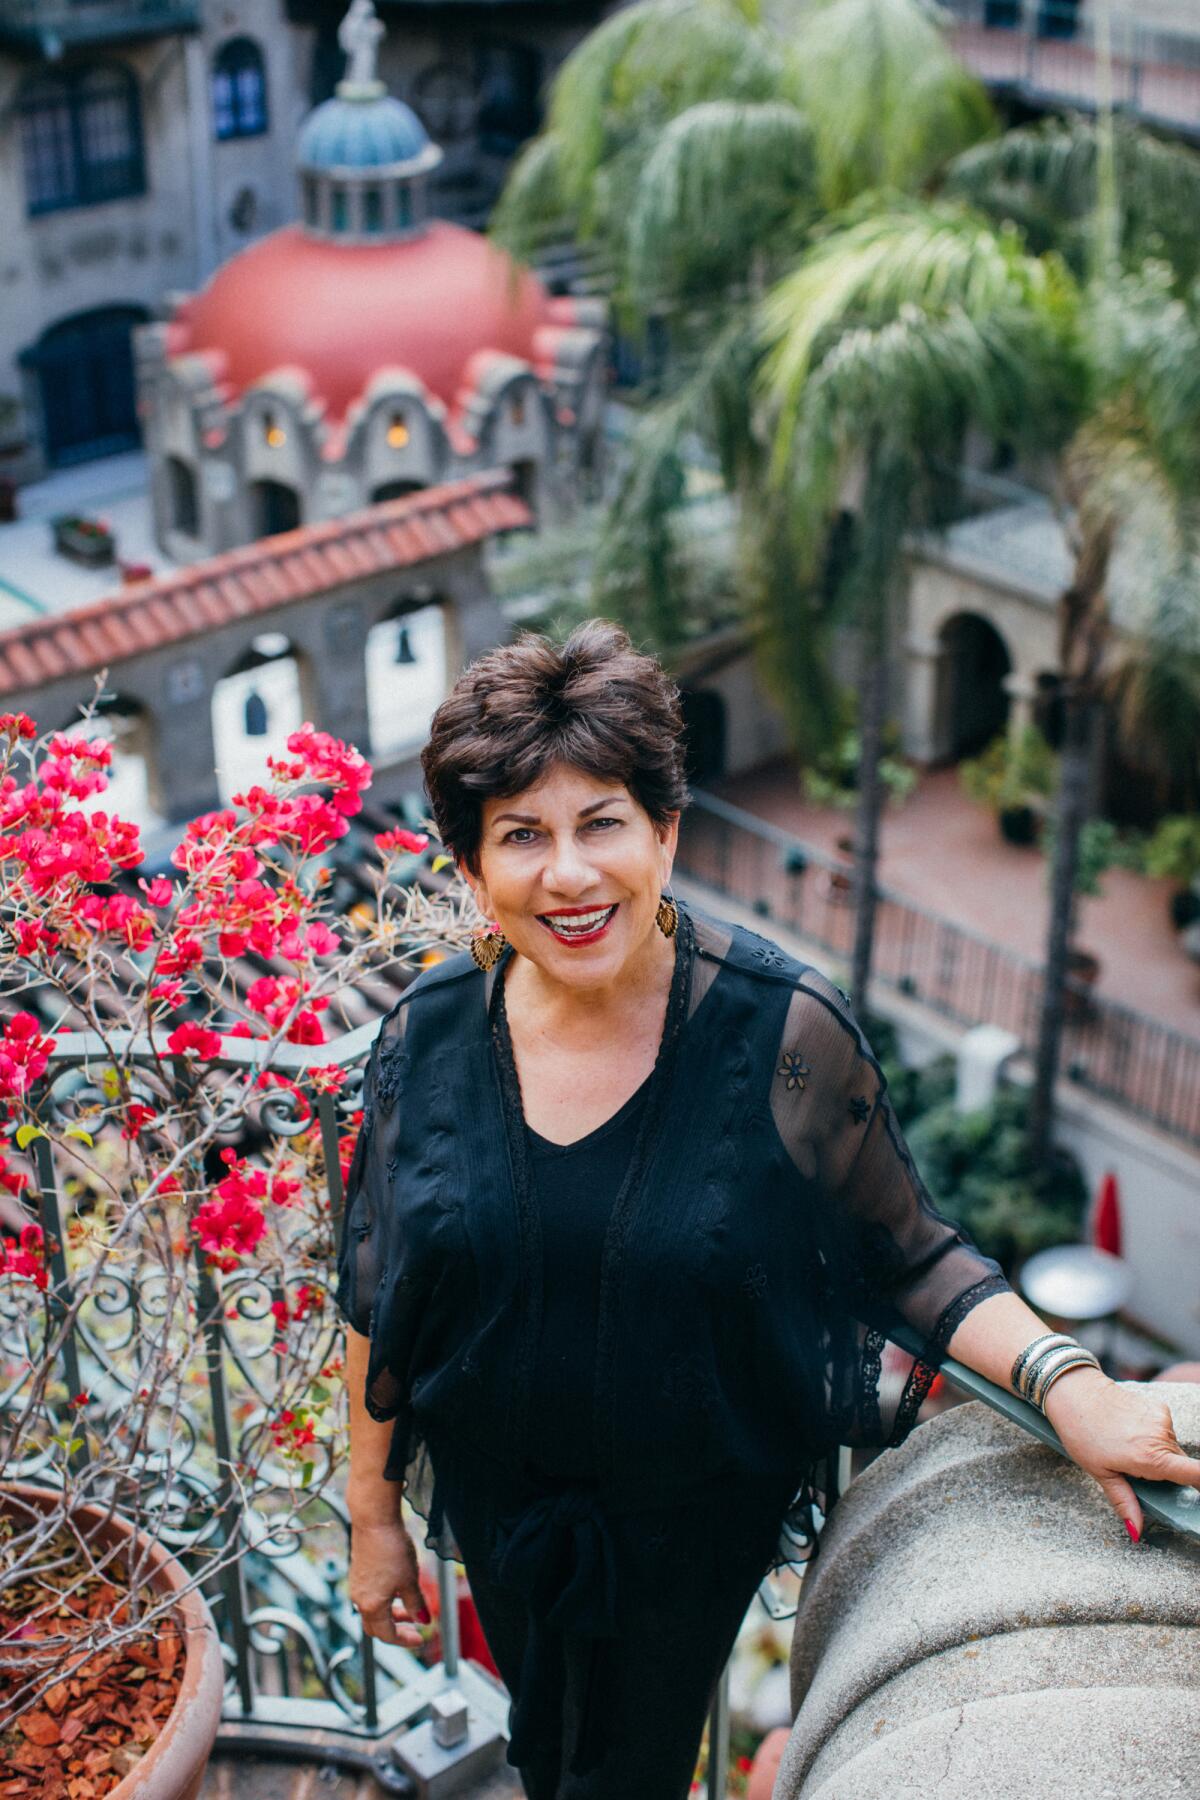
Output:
[338, 0, 385, 92]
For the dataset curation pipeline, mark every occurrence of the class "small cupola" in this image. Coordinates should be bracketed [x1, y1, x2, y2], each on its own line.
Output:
[297, 0, 443, 243]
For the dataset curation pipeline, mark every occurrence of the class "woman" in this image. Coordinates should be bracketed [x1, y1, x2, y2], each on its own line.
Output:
[337, 622, 1200, 1800]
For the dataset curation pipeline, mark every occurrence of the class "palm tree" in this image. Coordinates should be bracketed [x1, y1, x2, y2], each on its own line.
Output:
[941, 113, 1200, 1160]
[761, 185, 1200, 1154]
[758, 207, 1081, 1010]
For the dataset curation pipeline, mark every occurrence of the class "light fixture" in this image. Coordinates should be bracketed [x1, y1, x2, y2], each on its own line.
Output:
[387, 412, 410, 449]
[394, 625, 416, 665]
[244, 690, 268, 736]
[264, 412, 286, 449]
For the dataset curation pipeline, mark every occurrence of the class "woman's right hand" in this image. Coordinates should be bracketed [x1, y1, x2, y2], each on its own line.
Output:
[349, 1515, 430, 1649]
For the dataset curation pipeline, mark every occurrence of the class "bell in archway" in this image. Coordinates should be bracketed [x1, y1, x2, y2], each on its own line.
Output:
[394, 625, 416, 665]
[244, 690, 269, 736]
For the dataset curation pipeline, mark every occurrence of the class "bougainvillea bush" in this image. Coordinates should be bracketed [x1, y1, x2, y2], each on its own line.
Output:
[0, 704, 475, 1737]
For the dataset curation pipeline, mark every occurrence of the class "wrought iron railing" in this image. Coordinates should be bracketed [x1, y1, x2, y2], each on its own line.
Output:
[942, 0, 1200, 136]
[0, 0, 199, 51]
[677, 790, 1200, 1150]
[4, 1022, 778, 1798]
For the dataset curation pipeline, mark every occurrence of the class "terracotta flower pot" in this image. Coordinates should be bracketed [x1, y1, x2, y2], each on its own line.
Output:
[1, 1481, 225, 1800]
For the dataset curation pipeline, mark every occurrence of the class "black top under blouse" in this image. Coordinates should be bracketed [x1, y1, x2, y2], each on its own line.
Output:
[523, 1076, 651, 1482]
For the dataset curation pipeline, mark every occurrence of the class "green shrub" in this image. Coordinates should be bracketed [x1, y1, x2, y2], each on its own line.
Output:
[903, 1085, 1087, 1273]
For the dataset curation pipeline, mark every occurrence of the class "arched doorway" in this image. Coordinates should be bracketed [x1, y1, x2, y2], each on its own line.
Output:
[936, 613, 1012, 760]
[249, 479, 302, 539]
[680, 688, 727, 785]
[167, 456, 200, 538]
[370, 480, 425, 504]
[365, 601, 447, 763]
[22, 305, 147, 467]
[212, 634, 305, 806]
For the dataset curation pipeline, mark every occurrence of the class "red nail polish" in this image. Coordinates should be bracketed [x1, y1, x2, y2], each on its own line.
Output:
[1124, 1518, 1140, 1543]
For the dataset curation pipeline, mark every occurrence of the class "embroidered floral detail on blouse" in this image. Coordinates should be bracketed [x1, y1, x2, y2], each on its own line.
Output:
[645, 1521, 671, 1558]
[778, 1052, 810, 1091]
[375, 1043, 409, 1115]
[751, 942, 790, 971]
[741, 1263, 768, 1299]
[848, 1095, 871, 1124]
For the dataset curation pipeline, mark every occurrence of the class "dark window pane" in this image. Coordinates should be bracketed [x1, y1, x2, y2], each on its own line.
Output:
[363, 186, 383, 234]
[213, 37, 268, 141]
[20, 79, 78, 213]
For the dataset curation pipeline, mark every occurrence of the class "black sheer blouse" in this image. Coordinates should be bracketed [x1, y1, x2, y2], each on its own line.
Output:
[335, 899, 1012, 1571]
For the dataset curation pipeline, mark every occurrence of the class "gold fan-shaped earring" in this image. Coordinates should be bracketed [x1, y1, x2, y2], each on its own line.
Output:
[469, 925, 507, 972]
[655, 893, 679, 939]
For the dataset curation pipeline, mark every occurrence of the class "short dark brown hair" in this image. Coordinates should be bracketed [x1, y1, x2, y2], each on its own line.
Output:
[420, 621, 689, 870]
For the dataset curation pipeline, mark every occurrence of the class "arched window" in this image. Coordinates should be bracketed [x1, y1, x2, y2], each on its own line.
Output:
[167, 456, 200, 538]
[212, 38, 268, 142]
[20, 64, 144, 215]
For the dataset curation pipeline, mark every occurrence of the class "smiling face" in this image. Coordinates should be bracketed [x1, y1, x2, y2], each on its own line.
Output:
[461, 763, 679, 991]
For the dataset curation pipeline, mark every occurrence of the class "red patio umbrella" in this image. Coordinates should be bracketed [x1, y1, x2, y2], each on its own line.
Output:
[1091, 1170, 1122, 1258]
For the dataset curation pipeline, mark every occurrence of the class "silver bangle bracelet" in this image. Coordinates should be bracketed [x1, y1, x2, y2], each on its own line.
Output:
[1032, 1350, 1102, 1411]
[1011, 1333, 1077, 1394]
[1018, 1338, 1085, 1402]
[1025, 1345, 1091, 1407]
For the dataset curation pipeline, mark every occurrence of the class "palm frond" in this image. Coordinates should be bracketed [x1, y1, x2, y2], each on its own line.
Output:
[488, 133, 572, 263]
[945, 115, 1200, 287]
[791, 0, 995, 208]
[626, 100, 816, 308]
[759, 202, 1078, 460]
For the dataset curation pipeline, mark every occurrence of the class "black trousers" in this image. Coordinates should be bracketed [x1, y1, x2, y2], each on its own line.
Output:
[432, 1438, 789, 1800]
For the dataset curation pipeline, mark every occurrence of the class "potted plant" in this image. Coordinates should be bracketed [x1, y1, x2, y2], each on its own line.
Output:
[802, 699, 916, 902]
[51, 514, 116, 568]
[0, 708, 474, 1790]
[959, 726, 1057, 846]
[1142, 814, 1200, 932]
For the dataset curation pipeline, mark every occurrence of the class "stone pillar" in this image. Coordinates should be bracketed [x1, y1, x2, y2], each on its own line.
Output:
[1003, 668, 1038, 742]
[776, 1387, 1200, 1799]
[154, 654, 223, 824]
[901, 631, 948, 765]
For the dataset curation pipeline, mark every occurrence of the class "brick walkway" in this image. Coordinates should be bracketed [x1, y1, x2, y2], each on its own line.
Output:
[715, 762, 1200, 1038]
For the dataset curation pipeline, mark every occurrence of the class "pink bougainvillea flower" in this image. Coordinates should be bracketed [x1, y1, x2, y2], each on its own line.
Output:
[167, 1021, 224, 1059]
[120, 1102, 158, 1141]
[193, 1187, 267, 1271]
[0, 1011, 55, 1099]
[305, 921, 340, 956]
[12, 920, 59, 957]
[138, 876, 175, 906]
[0, 1154, 29, 1197]
[0, 713, 37, 741]
[374, 827, 430, 857]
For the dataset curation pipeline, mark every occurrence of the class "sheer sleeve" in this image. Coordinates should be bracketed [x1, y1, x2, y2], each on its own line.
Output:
[334, 1003, 409, 1424]
[771, 965, 1012, 1446]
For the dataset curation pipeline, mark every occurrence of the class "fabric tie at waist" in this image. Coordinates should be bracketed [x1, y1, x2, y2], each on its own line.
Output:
[493, 1485, 620, 1777]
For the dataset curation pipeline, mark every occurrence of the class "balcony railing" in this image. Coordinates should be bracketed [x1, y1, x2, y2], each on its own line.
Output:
[942, 0, 1200, 137]
[0, 0, 200, 54]
[677, 791, 1200, 1151]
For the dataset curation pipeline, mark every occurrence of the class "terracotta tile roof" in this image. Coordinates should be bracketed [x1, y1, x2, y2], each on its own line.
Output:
[0, 473, 530, 699]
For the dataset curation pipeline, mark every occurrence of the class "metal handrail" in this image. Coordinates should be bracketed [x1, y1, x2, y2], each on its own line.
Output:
[679, 789, 1200, 1148]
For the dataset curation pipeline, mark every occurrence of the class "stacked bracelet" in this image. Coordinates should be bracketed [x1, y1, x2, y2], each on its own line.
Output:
[1011, 1332, 1103, 1413]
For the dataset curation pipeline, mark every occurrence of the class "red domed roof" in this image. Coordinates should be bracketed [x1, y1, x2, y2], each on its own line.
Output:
[165, 222, 576, 437]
